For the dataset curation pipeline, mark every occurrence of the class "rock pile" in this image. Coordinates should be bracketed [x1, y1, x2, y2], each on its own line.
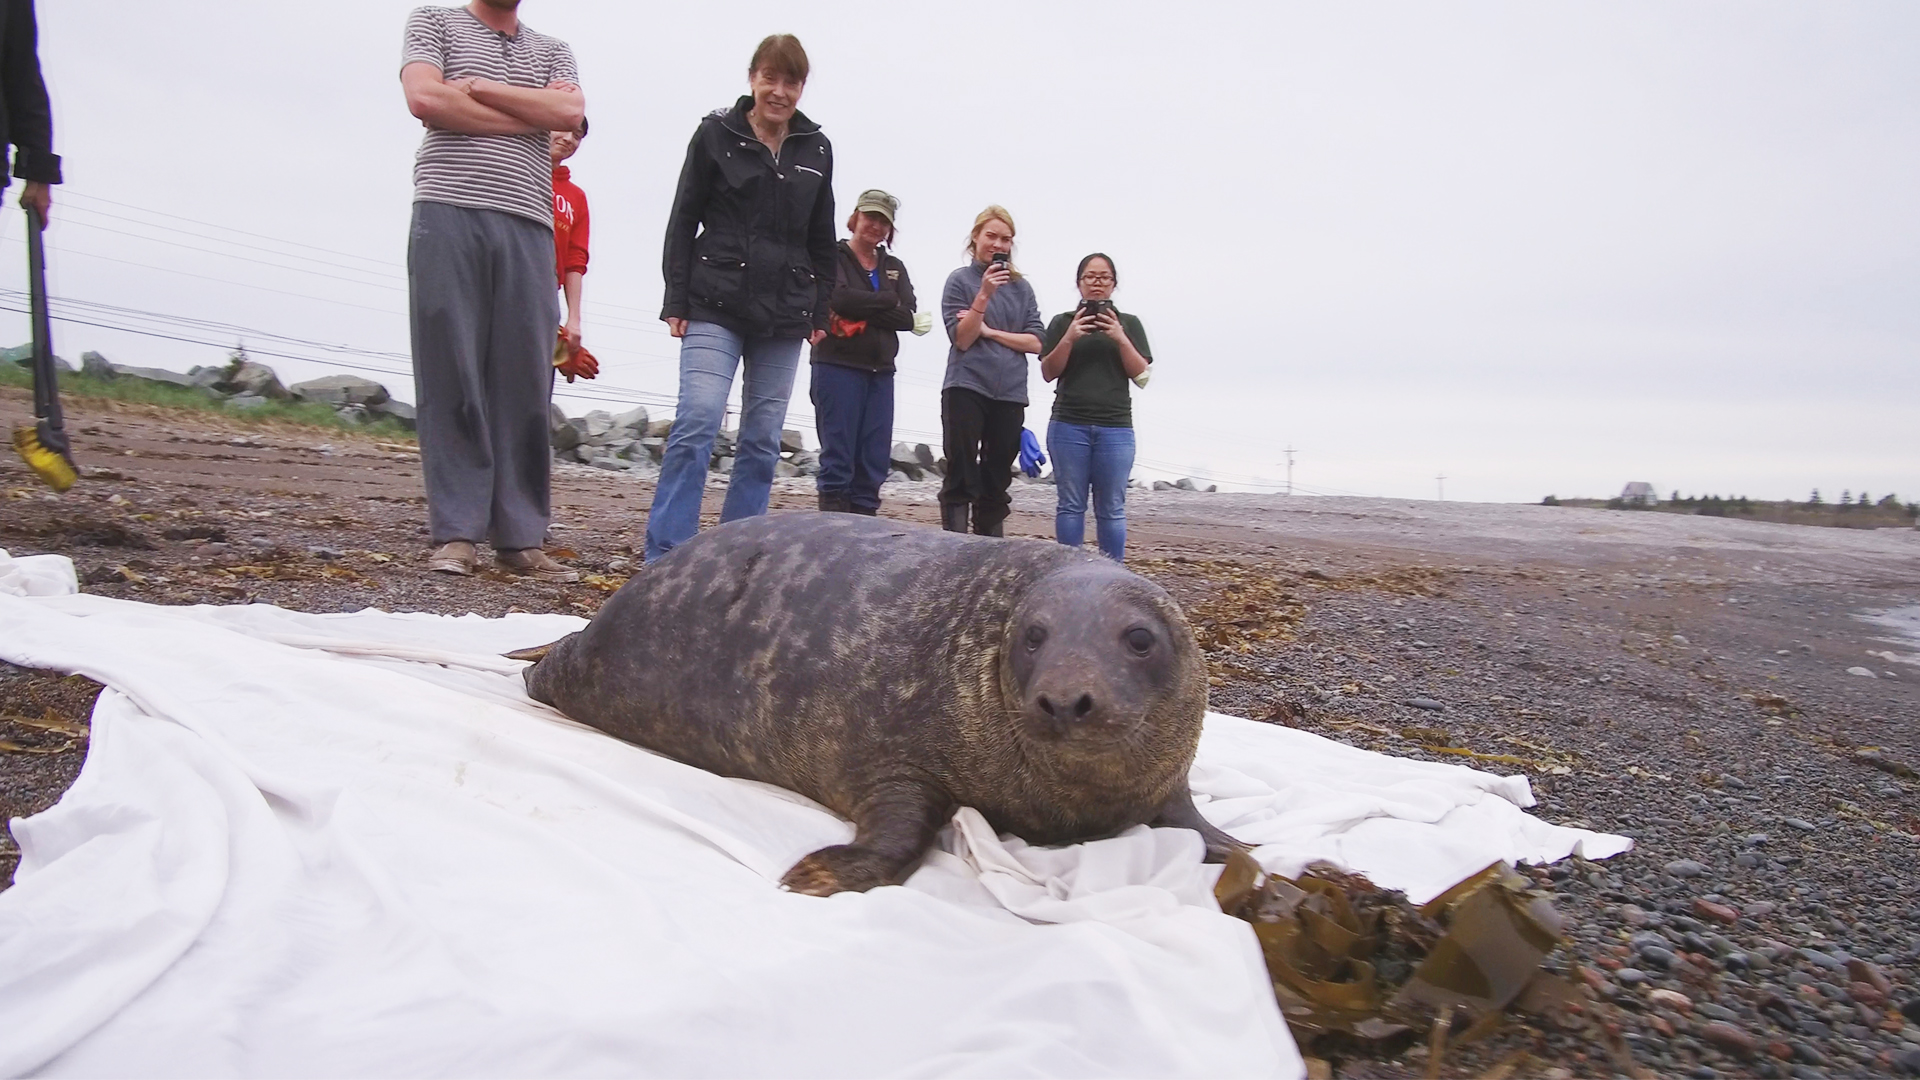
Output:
[7, 345, 417, 431]
[547, 405, 820, 477]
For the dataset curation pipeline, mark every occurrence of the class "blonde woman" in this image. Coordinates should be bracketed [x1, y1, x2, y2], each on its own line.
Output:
[937, 206, 1044, 535]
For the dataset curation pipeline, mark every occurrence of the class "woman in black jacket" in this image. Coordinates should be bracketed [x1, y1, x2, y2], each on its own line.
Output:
[645, 33, 837, 563]
[809, 189, 917, 515]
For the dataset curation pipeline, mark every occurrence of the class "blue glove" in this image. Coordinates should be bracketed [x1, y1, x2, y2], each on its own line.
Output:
[1018, 428, 1046, 478]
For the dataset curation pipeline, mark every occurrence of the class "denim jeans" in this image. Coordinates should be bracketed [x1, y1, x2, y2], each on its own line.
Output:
[809, 362, 894, 511]
[644, 322, 801, 562]
[1047, 420, 1135, 561]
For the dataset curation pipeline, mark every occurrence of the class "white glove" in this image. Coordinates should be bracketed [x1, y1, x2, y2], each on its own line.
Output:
[911, 311, 934, 337]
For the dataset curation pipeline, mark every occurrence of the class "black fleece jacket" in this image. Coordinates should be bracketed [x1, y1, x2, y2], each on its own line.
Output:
[659, 96, 835, 340]
[810, 241, 916, 374]
[1, 0, 61, 190]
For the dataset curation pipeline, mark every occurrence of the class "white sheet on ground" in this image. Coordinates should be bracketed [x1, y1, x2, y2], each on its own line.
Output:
[0, 552, 1627, 1078]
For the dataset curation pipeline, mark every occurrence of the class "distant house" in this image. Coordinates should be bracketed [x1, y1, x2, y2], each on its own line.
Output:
[1620, 482, 1660, 506]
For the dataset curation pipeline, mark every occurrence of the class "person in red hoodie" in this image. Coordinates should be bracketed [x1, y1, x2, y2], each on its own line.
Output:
[550, 119, 596, 381]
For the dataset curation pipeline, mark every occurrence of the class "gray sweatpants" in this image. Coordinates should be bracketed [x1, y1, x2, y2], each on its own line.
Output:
[407, 201, 558, 551]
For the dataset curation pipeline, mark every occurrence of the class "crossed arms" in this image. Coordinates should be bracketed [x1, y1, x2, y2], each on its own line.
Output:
[402, 62, 584, 135]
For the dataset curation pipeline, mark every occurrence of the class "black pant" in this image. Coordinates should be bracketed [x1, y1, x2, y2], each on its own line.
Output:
[940, 387, 1024, 532]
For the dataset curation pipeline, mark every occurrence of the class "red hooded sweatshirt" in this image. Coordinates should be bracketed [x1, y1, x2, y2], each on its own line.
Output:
[552, 166, 590, 288]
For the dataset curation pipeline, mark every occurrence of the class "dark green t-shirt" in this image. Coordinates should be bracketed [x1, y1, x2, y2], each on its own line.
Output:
[1041, 310, 1153, 428]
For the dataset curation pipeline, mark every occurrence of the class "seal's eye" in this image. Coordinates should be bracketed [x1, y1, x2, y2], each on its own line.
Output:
[1025, 625, 1048, 650]
[1125, 627, 1155, 655]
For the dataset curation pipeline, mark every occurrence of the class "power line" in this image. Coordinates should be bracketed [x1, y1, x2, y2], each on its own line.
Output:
[55, 218, 409, 293]
[60, 191, 408, 269]
[0, 234, 409, 318]
[61, 189, 688, 337]
[59, 204, 409, 277]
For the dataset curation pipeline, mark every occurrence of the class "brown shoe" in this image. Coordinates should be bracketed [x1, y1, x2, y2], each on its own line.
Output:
[496, 547, 579, 583]
[426, 541, 476, 575]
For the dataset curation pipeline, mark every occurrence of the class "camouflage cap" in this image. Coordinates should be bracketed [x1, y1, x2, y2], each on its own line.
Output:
[853, 188, 899, 224]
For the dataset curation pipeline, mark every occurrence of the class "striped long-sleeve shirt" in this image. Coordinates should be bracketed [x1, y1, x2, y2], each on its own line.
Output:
[401, 6, 578, 229]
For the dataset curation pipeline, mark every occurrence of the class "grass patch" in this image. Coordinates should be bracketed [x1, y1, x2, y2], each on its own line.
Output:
[1, 361, 416, 441]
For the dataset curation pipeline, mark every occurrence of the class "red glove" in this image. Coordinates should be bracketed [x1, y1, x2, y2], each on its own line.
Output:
[554, 327, 599, 383]
[828, 312, 868, 339]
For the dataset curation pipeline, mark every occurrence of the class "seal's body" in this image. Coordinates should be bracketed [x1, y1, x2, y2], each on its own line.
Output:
[523, 513, 1233, 894]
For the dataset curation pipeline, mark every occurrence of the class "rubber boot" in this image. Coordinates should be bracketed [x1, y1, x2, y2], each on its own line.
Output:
[818, 491, 853, 514]
[940, 502, 969, 534]
[851, 503, 878, 517]
[972, 511, 1004, 538]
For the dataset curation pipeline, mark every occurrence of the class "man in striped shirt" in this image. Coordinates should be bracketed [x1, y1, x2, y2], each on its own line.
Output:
[400, 0, 584, 583]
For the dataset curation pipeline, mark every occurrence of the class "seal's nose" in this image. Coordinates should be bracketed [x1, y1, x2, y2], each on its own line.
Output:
[1036, 692, 1095, 722]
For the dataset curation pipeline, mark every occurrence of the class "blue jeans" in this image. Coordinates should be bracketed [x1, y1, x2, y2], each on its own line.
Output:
[1048, 420, 1135, 561]
[644, 322, 801, 562]
[809, 362, 894, 511]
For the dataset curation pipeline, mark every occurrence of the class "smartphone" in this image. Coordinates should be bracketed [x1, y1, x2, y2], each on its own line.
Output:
[1079, 299, 1113, 320]
[990, 252, 1010, 267]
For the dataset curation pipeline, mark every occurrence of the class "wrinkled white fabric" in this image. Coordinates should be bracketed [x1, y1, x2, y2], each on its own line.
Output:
[0, 564, 1626, 1079]
[0, 549, 77, 597]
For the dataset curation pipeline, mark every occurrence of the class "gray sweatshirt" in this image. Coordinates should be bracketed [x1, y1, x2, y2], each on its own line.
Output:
[940, 262, 1045, 405]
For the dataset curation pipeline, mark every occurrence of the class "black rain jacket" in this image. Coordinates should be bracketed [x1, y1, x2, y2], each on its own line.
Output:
[810, 241, 915, 374]
[660, 96, 835, 340]
[1, 0, 60, 190]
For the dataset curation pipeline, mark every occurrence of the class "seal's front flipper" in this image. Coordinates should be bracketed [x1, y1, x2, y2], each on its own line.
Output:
[780, 781, 956, 896]
[1150, 783, 1248, 862]
[503, 637, 571, 663]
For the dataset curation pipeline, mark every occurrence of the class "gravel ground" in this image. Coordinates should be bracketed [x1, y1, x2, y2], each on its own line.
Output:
[4, 389, 1920, 1077]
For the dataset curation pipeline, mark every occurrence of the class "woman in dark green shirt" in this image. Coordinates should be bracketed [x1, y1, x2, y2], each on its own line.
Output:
[1038, 253, 1151, 561]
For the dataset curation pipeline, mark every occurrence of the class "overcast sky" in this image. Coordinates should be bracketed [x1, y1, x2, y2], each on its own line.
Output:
[5, 2, 1915, 503]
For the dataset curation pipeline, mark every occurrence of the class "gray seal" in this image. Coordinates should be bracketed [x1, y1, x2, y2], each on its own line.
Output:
[521, 513, 1237, 895]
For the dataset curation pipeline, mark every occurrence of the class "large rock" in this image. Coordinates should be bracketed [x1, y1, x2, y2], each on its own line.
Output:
[110, 364, 198, 388]
[291, 374, 389, 407]
[369, 398, 417, 431]
[551, 416, 583, 452]
[611, 406, 650, 438]
[5, 343, 73, 372]
[780, 428, 806, 454]
[187, 365, 227, 390]
[222, 360, 289, 400]
[1152, 480, 1175, 491]
[1175, 477, 1199, 491]
[583, 410, 615, 441]
[912, 443, 936, 468]
[80, 350, 113, 378]
[645, 418, 674, 439]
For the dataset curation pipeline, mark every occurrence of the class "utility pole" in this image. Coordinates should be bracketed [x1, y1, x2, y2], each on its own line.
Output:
[1436, 474, 1447, 501]
[1282, 445, 1296, 496]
